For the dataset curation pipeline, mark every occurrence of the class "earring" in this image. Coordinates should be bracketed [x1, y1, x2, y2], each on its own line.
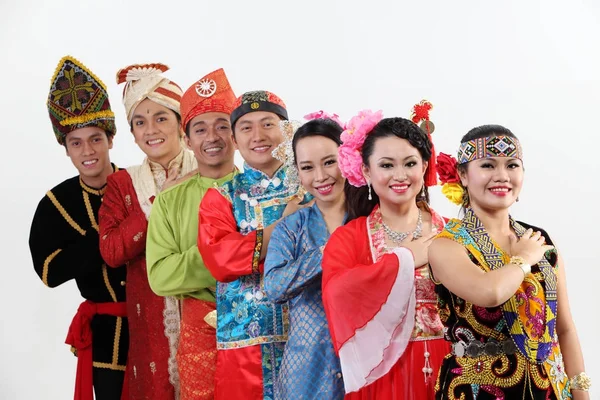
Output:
[462, 187, 470, 207]
[368, 182, 372, 200]
[516, 197, 520, 202]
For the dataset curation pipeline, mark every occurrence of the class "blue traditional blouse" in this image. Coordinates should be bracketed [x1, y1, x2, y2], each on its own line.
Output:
[264, 203, 345, 400]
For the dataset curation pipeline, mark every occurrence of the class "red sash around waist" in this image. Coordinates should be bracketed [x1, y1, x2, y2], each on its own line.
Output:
[65, 300, 127, 400]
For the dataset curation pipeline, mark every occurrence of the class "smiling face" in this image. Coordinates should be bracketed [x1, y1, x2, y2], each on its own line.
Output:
[64, 126, 113, 187]
[233, 111, 283, 175]
[185, 111, 235, 170]
[295, 135, 345, 205]
[362, 136, 427, 208]
[130, 98, 182, 166]
[460, 156, 524, 211]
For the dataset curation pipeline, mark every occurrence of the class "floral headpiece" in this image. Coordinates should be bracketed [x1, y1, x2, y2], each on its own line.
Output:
[436, 153, 464, 205]
[337, 109, 384, 187]
[411, 100, 438, 187]
[304, 110, 345, 129]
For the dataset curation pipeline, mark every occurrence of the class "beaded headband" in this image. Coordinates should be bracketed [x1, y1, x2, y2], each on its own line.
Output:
[457, 135, 523, 164]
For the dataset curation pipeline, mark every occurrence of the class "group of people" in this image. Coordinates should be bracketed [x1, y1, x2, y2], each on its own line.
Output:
[28, 55, 591, 400]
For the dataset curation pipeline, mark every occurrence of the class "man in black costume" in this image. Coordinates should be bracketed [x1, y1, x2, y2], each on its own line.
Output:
[29, 55, 128, 400]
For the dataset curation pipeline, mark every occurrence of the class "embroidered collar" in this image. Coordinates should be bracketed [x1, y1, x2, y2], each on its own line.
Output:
[79, 164, 118, 196]
[149, 148, 185, 175]
[242, 162, 286, 186]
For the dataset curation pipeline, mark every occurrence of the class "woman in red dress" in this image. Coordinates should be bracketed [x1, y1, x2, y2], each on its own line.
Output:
[322, 105, 450, 400]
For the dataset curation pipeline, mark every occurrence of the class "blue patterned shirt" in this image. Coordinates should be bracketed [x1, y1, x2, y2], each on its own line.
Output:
[264, 203, 345, 400]
[215, 163, 309, 348]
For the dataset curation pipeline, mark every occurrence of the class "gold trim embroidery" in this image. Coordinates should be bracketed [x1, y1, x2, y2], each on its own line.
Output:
[454, 300, 505, 341]
[217, 335, 288, 350]
[42, 249, 62, 286]
[80, 177, 106, 196]
[252, 230, 263, 274]
[133, 232, 143, 242]
[113, 317, 122, 365]
[60, 110, 115, 127]
[92, 362, 126, 371]
[102, 265, 117, 302]
[448, 353, 526, 395]
[83, 192, 99, 232]
[47, 190, 86, 236]
[530, 362, 551, 390]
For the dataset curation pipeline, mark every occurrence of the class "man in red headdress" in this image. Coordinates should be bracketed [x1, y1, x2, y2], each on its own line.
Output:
[146, 68, 238, 400]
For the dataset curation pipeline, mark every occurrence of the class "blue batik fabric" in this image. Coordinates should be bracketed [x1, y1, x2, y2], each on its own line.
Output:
[264, 203, 345, 400]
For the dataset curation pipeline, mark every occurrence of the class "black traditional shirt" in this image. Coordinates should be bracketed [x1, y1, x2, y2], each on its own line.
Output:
[29, 171, 128, 371]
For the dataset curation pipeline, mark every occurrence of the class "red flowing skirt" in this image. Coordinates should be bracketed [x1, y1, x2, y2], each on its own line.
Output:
[346, 338, 449, 400]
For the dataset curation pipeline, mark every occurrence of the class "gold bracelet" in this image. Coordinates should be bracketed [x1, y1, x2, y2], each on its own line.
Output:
[570, 371, 592, 391]
[509, 256, 531, 276]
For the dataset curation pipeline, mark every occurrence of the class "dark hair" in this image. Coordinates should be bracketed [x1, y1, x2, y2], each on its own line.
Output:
[232, 113, 286, 137]
[63, 129, 113, 149]
[129, 109, 182, 131]
[292, 118, 352, 209]
[346, 117, 433, 222]
[457, 124, 518, 207]
[292, 118, 343, 162]
[460, 124, 516, 143]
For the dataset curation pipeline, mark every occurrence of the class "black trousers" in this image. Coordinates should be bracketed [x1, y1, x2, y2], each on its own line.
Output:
[93, 367, 124, 400]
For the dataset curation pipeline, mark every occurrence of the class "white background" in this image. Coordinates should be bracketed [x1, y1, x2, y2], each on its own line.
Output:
[1, 0, 599, 398]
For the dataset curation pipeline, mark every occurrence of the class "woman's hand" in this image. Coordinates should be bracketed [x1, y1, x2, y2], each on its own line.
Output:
[509, 228, 554, 265]
[282, 196, 314, 218]
[399, 231, 437, 267]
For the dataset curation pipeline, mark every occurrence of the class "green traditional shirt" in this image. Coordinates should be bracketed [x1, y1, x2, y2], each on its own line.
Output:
[146, 171, 236, 301]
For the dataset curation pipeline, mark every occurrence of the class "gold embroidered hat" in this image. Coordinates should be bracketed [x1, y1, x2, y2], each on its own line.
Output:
[47, 56, 116, 145]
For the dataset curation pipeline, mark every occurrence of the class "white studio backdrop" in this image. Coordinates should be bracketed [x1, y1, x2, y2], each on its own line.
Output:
[1, 0, 599, 398]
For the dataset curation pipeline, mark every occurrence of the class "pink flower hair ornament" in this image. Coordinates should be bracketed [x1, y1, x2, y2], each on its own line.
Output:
[337, 109, 384, 187]
[304, 110, 345, 129]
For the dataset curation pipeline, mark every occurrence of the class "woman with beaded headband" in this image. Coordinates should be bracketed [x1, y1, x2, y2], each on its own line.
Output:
[430, 125, 590, 399]
[322, 103, 450, 399]
[264, 113, 347, 400]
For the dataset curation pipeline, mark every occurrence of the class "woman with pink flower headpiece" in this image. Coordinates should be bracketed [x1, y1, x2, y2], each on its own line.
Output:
[322, 104, 450, 399]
